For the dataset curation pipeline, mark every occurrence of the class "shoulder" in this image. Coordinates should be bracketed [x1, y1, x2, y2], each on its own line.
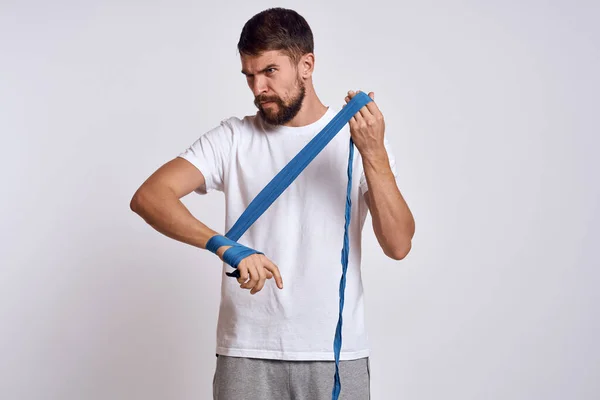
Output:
[220, 113, 261, 132]
[194, 112, 259, 145]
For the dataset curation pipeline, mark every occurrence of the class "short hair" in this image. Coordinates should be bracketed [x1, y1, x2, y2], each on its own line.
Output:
[237, 7, 314, 65]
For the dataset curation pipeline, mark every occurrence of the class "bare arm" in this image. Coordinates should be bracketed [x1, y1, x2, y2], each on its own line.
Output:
[363, 149, 415, 260]
[129, 157, 221, 250]
[129, 157, 283, 293]
[344, 90, 415, 260]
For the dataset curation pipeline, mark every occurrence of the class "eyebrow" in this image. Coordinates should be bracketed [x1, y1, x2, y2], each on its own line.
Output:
[241, 64, 279, 76]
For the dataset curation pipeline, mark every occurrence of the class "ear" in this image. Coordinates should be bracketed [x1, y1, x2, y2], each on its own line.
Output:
[298, 53, 315, 79]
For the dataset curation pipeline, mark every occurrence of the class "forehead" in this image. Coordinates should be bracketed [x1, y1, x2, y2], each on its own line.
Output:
[240, 50, 291, 73]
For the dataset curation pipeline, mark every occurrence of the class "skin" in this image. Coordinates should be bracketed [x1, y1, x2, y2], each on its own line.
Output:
[130, 48, 415, 295]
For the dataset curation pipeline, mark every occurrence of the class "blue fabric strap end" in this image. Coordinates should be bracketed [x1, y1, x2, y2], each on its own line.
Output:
[205, 234, 263, 278]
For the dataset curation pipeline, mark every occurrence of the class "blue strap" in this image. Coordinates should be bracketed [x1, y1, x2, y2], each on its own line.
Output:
[205, 234, 264, 269]
[206, 92, 372, 400]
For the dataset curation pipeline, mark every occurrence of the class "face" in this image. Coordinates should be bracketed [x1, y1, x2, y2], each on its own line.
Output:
[241, 50, 306, 125]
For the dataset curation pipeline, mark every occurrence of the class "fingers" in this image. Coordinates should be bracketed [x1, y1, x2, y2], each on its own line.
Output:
[356, 91, 375, 119]
[262, 257, 284, 289]
[249, 259, 267, 295]
[236, 263, 249, 285]
[237, 254, 283, 295]
[347, 90, 368, 126]
[347, 90, 381, 120]
[346, 91, 360, 126]
[240, 260, 261, 292]
[365, 92, 381, 116]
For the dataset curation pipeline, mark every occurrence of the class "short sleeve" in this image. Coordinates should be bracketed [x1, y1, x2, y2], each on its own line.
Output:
[177, 119, 234, 195]
[359, 136, 399, 196]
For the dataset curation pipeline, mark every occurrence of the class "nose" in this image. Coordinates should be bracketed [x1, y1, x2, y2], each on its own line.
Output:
[250, 75, 268, 98]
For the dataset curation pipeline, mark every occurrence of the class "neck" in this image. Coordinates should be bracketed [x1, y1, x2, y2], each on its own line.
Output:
[282, 88, 328, 128]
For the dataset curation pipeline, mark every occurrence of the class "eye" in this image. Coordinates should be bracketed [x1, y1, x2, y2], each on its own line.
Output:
[266, 68, 276, 75]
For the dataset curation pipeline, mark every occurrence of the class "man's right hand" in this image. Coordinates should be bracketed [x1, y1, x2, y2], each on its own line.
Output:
[216, 246, 284, 294]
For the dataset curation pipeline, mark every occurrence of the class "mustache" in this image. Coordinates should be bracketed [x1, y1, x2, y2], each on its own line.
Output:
[255, 95, 281, 105]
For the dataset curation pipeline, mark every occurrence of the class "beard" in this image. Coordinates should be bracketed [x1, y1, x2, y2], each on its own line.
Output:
[254, 79, 306, 126]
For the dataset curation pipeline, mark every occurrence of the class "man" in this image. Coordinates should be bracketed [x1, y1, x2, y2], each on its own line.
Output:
[130, 7, 415, 400]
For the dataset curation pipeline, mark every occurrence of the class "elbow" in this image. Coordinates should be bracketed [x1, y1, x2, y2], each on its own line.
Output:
[130, 183, 176, 215]
[130, 194, 139, 213]
[130, 188, 147, 214]
[387, 240, 412, 261]
[390, 221, 416, 260]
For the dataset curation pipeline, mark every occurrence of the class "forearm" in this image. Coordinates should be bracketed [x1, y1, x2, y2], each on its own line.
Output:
[363, 149, 415, 259]
[130, 184, 220, 250]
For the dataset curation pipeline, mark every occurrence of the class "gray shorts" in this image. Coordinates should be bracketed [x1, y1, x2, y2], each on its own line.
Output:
[213, 354, 371, 400]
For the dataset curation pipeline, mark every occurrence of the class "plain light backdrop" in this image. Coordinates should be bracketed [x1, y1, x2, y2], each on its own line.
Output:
[1, 0, 598, 399]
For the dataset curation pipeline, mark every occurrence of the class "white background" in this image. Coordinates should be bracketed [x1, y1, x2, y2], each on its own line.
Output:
[1, 0, 598, 399]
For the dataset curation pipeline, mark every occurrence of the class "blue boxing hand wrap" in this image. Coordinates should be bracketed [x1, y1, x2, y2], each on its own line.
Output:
[205, 234, 263, 278]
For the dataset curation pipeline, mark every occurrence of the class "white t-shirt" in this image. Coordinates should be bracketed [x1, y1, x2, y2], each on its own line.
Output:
[178, 105, 398, 361]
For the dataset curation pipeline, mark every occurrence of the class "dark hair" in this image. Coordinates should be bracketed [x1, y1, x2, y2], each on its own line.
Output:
[237, 7, 314, 65]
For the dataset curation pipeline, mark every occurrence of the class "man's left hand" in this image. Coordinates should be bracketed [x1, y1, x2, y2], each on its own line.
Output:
[344, 90, 386, 159]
